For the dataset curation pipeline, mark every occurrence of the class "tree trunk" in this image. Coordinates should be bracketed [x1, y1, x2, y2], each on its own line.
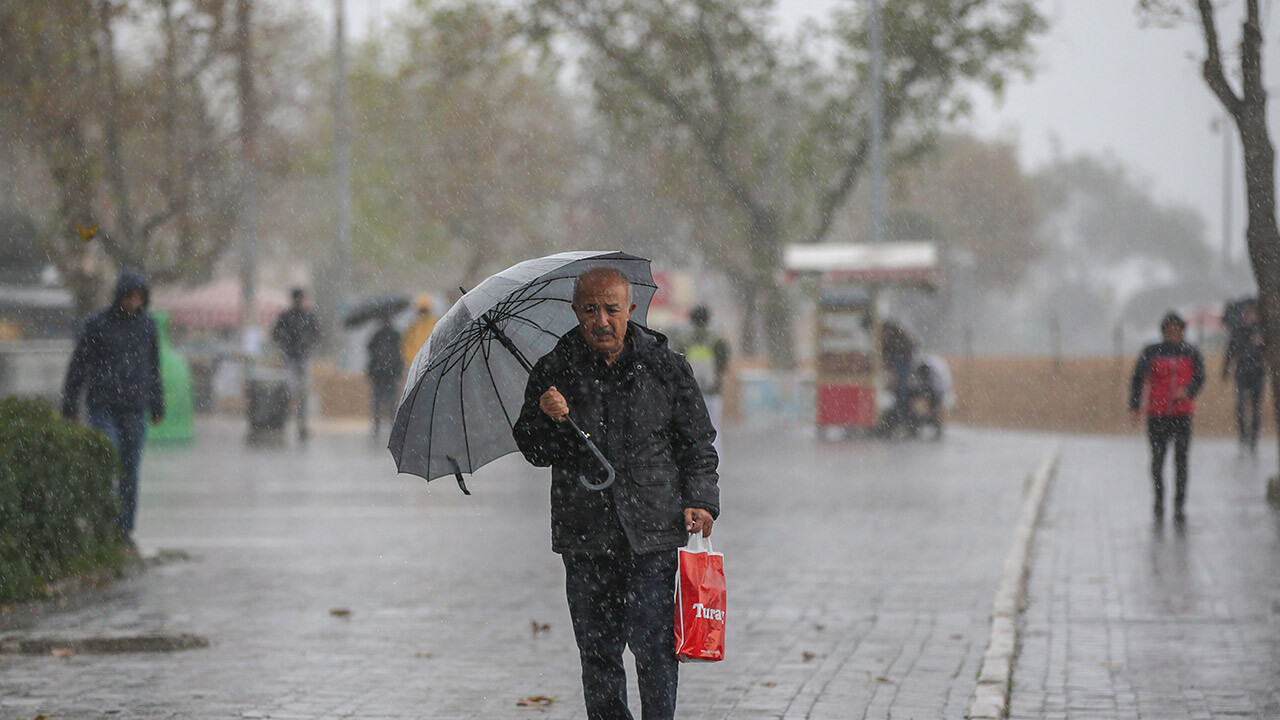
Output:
[746, 209, 795, 368]
[1237, 104, 1280, 469]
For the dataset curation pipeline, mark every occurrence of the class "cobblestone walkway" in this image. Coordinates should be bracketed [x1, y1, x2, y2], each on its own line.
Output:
[1, 419, 1051, 719]
[1009, 433, 1280, 719]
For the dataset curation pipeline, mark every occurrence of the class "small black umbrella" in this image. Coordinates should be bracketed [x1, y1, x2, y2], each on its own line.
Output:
[388, 251, 657, 494]
[343, 294, 410, 328]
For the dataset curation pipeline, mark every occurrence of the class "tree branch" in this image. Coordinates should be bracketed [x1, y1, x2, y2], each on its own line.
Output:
[556, 5, 771, 226]
[806, 62, 923, 244]
[1196, 0, 1244, 118]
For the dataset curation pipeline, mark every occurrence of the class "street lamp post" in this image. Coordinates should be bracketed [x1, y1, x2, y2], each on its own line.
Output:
[333, 0, 352, 368]
[869, 0, 885, 247]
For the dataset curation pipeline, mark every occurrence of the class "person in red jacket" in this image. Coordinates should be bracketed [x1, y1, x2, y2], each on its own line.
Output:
[1129, 312, 1205, 522]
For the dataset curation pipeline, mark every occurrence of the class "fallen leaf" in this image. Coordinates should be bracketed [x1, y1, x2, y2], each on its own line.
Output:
[75, 222, 99, 242]
[415, 652, 433, 659]
[516, 695, 555, 707]
[329, 608, 352, 617]
[801, 651, 817, 662]
[530, 620, 551, 636]
[760, 681, 777, 687]
[876, 676, 893, 684]
[813, 623, 826, 631]
[50, 647, 75, 658]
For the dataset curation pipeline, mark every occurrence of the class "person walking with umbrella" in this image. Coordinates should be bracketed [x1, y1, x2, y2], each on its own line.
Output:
[513, 267, 719, 720]
[1129, 311, 1205, 522]
[1223, 298, 1266, 454]
[365, 315, 403, 440]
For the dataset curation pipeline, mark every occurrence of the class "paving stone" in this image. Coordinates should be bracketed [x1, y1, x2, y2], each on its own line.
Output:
[0, 419, 1054, 719]
[1010, 433, 1280, 719]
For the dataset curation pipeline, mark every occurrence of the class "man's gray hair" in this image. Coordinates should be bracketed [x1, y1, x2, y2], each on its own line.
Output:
[572, 266, 632, 304]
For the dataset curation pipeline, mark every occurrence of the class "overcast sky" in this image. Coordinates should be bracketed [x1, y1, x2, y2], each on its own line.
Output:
[327, 0, 1280, 266]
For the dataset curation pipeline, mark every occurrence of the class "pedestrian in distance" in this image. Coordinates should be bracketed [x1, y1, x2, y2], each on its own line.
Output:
[1129, 311, 1205, 523]
[400, 293, 436, 368]
[677, 304, 730, 458]
[513, 267, 720, 720]
[61, 269, 165, 537]
[271, 288, 321, 441]
[1222, 298, 1266, 455]
[366, 315, 403, 440]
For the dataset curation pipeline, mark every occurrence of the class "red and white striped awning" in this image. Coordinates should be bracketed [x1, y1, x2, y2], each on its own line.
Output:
[152, 277, 289, 330]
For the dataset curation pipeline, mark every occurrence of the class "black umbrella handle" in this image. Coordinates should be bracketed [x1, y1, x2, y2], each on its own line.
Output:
[477, 313, 614, 491]
[565, 416, 615, 491]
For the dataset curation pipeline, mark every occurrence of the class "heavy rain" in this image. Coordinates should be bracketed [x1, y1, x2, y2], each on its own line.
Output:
[1, 0, 1279, 718]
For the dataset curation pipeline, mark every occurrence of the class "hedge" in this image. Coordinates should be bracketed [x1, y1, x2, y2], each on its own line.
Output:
[0, 397, 131, 603]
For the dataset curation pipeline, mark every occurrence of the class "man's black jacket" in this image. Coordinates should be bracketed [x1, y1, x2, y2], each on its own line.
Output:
[61, 269, 164, 419]
[272, 306, 320, 361]
[513, 322, 719, 555]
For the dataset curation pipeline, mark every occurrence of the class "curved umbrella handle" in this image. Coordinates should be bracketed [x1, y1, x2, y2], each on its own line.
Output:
[565, 416, 615, 491]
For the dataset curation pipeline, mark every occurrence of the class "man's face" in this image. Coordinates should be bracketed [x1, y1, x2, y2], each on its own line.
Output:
[120, 289, 145, 314]
[572, 273, 635, 359]
[1162, 322, 1184, 343]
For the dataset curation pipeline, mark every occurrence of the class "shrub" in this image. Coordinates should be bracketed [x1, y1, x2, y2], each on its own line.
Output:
[0, 397, 129, 602]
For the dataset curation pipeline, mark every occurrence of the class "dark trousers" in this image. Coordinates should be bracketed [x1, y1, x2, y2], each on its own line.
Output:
[370, 377, 397, 435]
[562, 543, 679, 720]
[1235, 377, 1263, 448]
[1148, 415, 1191, 511]
[88, 406, 147, 534]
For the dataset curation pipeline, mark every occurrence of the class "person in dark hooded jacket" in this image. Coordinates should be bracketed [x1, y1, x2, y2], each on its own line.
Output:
[513, 267, 718, 720]
[61, 269, 165, 535]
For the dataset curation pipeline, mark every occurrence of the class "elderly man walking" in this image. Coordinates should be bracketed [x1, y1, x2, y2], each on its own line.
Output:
[513, 267, 719, 720]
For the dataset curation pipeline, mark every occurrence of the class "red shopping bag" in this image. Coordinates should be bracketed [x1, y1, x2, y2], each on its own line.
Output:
[675, 533, 726, 662]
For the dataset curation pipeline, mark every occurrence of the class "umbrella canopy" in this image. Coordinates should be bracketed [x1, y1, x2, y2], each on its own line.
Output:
[388, 251, 657, 491]
[343, 294, 410, 328]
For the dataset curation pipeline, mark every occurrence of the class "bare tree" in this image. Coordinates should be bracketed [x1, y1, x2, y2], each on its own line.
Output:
[1140, 0, 1280, 477]
[0, 1, 241, 315]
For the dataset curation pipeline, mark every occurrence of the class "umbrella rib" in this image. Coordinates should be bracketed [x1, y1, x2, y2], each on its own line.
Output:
[480, 333, 517, 429]
[501, 312, 563, 341]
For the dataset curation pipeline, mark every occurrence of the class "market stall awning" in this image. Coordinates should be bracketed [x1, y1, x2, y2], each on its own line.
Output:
[784, 242, 939, 286]
[152, 277, 289, 330]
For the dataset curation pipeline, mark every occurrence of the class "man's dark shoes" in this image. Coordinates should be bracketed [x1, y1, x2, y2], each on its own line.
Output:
[1173, 506, 1186, 524]
[1153, 500, 1163, 521]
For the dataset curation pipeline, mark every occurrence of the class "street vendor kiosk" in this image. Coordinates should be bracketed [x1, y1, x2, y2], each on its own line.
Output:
[784, 242, 940, 435]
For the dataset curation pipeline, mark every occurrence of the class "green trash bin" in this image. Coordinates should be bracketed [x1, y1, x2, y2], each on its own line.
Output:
[148, 311, 196, 443]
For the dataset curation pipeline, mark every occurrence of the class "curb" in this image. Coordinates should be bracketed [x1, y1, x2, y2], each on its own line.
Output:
[966, 442, 1061, 720]
[0, 630, 209, 654]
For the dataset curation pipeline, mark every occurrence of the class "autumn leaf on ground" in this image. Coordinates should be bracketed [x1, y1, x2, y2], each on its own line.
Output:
[801, 651, 817, 662]
[516, 695, 555, 707]
[760, 681, 777, 687]
[813, 623, 825, 631]
[329, 607, 352, 617]
[75, 222, 98, 242]
[531, 620, 551, 636]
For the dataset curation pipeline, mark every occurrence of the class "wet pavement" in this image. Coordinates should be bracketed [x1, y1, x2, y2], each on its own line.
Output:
[1009, 433, 1280, 719]
[0, 418, 1051, 719]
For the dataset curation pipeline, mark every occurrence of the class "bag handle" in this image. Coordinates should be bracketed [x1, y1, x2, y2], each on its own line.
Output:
[686, 533, 714, 554]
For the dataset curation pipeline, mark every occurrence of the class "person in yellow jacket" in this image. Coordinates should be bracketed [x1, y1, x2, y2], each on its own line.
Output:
[401, 294, 437, 367]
